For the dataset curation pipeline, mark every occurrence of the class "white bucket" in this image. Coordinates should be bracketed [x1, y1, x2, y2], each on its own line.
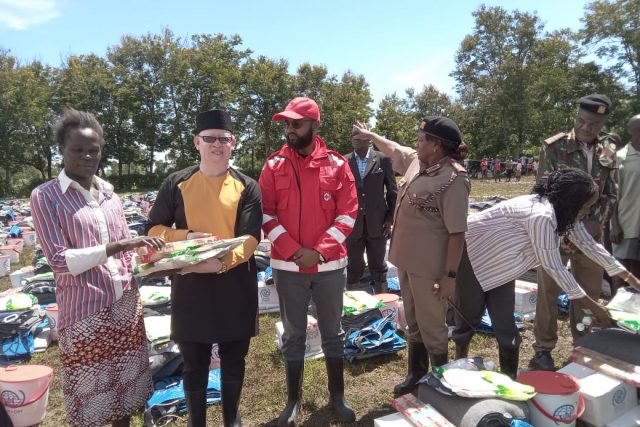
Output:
[21, 231, 37, 246]
[518, 371, 585, 427]
[0, 254, 10, 277]
[0, 364, 54, 427]
[45, 305, 59, 341]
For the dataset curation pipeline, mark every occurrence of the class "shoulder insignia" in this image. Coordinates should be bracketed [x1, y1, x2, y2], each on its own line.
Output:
[544, 132, 567, 145]
[267, 155, 286, 169]
[450, 160, 467, 174]
[327, 152, 346, 167]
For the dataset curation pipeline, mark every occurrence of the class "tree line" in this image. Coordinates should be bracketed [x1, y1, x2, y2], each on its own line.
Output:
[0, 0, 638, 196]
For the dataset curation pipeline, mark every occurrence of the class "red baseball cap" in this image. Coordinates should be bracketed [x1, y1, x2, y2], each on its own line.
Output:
[272, 97, 320, 121]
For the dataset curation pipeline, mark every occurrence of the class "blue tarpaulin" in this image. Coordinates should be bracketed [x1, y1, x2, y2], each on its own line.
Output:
[344, 314, 406, 362]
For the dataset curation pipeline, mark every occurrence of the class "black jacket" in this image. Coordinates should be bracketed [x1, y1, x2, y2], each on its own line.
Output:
[346, 150, 397, 238]
[146, 166, 261, 344]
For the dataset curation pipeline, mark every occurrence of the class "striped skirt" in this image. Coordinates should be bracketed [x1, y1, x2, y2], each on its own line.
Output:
[58, 289, 152, 427]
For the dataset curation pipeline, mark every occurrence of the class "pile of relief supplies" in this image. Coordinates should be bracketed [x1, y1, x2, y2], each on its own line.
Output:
[0, 244, 56, 362]
[342, 291, 406, 362]
[409, 357, 535, 427]
[137, 259, 224, 426]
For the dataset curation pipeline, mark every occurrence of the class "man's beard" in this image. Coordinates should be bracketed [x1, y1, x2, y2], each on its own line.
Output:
[287, 127, 314, 150]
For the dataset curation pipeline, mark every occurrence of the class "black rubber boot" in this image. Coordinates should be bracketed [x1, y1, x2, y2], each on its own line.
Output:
[222, 380, 243, 427]
[277, 360, 304, 427]
[325, 357, 356, 423]
[373, 281, 388, 294]
[455, 341, 470, 359]
[498, 346, 520, 380]
[185, 390, 207, 427]
[393, 342, 429, 396]
[429, 352, 449, 369]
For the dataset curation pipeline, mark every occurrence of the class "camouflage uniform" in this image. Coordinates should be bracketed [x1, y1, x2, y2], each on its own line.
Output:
[533, 128, 618, 352]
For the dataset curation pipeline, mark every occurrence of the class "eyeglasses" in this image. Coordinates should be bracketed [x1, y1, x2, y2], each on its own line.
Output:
[198, 135, 232, 144]
[283, 119, 314, 130]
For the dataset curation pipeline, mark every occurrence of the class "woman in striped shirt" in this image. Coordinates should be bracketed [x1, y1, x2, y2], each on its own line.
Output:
[452, 168, 640, 378]
[30, 109, 165, 427]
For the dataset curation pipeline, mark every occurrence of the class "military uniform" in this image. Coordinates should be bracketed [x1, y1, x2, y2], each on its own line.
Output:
[533, 128, 618, 352]
[389, 146, 470, 357]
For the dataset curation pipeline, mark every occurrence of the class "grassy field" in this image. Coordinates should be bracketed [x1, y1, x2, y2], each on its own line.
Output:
[1, 174, 578, 426]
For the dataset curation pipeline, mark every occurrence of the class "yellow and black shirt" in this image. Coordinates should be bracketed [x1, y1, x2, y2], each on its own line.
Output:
[147, 165, 262, 343]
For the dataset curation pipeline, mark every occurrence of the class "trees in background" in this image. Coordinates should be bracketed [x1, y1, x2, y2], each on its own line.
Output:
[0, 0, 638, 196]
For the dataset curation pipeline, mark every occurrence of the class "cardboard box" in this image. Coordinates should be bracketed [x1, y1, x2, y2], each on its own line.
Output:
[10, 268, 35, 288]
[605, 406, 640, 427]
[275, 316, 323, 360]
[258, 280, 279, 313]
[558, 362, 596, 380]
[579, 372, 638, 426]
[257, 239, 271, 253]
[514, 280, 537, 315]
[374, 412, 412, 426]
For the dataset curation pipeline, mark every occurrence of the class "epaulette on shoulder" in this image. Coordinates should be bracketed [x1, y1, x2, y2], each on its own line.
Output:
[544, 132, 567, 145]
[450, 159, 467, 174]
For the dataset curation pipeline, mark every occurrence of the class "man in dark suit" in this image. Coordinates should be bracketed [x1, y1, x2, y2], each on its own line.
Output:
[345, 131, 398, 293]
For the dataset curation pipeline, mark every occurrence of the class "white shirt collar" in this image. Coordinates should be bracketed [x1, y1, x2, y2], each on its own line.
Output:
[58, 169, 114, 196]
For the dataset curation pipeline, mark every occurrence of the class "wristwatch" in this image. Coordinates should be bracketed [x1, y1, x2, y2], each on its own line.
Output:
[446, 270, 457, 279]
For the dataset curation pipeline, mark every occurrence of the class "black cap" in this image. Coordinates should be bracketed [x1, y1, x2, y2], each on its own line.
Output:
[419, 116, 462, 145]
[195, 110, 232, 134]
[578, 94, 611, 115]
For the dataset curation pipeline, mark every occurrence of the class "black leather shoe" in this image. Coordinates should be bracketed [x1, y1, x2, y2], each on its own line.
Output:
[528, 351, 554, 371]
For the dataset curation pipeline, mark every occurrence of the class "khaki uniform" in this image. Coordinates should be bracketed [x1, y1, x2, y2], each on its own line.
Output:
[388, 146, 470, 355]
[534, 129, 618, 351]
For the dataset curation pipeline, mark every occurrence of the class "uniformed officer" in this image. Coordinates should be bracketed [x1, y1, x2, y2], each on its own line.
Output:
[530, 94, 618, 371]
[352, 116, 469, 396]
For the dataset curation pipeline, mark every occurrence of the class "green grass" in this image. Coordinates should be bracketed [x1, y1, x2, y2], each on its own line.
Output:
[2, 176, 578, 426]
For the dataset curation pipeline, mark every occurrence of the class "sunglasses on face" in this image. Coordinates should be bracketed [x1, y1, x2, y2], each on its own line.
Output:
[283, 119, 314, 130]
[198, 135, 232, 144]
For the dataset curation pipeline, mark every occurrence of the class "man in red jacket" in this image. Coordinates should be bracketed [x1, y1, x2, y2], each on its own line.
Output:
[259, 97, 358, 426]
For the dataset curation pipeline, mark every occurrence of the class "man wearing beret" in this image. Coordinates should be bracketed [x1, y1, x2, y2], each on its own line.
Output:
[529, 94, 618, 371]
[259, 97, 358, 425]
[345, 130, 397, 293]
[353, 116, 469, 396]
[147, 109, 262, 426]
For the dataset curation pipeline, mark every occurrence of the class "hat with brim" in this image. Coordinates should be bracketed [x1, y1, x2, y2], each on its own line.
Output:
[272, 97, 320, 122]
